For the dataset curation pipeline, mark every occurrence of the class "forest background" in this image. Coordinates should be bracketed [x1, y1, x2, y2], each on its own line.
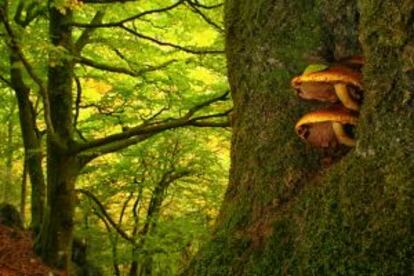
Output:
[0, 0, 230, 275]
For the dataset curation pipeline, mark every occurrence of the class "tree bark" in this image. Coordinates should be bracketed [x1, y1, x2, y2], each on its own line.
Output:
[10, 54, 45, 234]
[39, 2, 80, 270]
[2, 101, 15, 203]
[187, 0, 413, 275]
[20, 157, 28, 222]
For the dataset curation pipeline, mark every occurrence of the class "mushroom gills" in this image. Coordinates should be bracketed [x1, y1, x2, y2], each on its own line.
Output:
[297, 122, 338, 148]
[297, 82, 338, 102]
[332, 122, 356, 146]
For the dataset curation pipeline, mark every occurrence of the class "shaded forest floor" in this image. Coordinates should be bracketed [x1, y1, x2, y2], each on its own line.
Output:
[0, 224, 64, 275]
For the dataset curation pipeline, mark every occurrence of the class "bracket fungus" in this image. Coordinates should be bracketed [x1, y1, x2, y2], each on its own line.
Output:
[291, 66, 363, 111]
[295, 106, 358, 147]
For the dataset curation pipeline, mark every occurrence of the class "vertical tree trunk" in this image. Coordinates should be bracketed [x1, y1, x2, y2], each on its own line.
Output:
[3, 103, 15, 203]
[10, 54, 45, 234]
[20, 157, 27, 222]
[187, 0, 413, 275]
[39, 2, 80, 270]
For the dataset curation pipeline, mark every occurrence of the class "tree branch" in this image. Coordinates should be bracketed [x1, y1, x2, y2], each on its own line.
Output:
[79, 133, 156, 158]
[76, 56, 138, 76]
[73, 92, 230, 154]
[184, 90, 229, 118]
[0, 7, 56, 137]
[81, 0, 139, 3]
[0, 73, 12, 87]
[186, 1, 223, 32]
[13, 0, 45, 27]
[76, 55, 177, 76]
[72, 1, 185, 28]
[77, 188, 134, 242]
[120, 25, 224, 55]
[74, 75, 82, 129]
[187, 1, 223, 10]
[74, 10, 106, 53]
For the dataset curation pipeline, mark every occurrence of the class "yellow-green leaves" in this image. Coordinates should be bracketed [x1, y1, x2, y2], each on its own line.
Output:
[52, 0, 82, 14]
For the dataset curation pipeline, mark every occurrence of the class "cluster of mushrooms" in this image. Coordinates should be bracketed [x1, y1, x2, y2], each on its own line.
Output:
[291, 56, 364, 149]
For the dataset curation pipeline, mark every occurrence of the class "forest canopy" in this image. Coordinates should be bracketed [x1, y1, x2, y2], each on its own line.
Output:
[0, 0, 230, 274]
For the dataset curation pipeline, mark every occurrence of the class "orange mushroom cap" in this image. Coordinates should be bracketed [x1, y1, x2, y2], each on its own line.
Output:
[295, 105, 358, 148]
[295, 105, 358, 129]
[291, 66, 363, 110]
[291, 66, 362, 90]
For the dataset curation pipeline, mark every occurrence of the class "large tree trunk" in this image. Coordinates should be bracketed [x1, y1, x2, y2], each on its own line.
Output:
[39, 3, 79, 270]
[187, 0, 413, 275]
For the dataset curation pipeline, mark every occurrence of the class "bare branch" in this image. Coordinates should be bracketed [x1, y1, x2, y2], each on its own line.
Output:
[72, 1, 185, 28]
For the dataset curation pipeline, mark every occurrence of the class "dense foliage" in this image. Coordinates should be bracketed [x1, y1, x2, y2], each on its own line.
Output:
[0, 0, 230, 274]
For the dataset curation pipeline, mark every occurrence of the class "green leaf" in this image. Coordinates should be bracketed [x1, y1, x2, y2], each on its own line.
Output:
[303, 63, 328, 75]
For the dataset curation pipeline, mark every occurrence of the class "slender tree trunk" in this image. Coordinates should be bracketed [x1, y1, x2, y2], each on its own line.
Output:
[129, 257, 139, 276]
[130, 172, 175, 276]
[139, 257, 153, 276]
[20, 157, 27, 222]
[187, 0, 413, 275]
[3, 103, 15, 203]
[10, 54, 45, 234]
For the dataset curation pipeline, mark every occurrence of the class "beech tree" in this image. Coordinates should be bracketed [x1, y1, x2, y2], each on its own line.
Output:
[187, 0, 413, 275]
[0, 0, 228, 271]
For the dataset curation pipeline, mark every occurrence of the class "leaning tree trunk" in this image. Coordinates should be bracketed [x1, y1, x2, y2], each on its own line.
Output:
[187, 0, 413, 275]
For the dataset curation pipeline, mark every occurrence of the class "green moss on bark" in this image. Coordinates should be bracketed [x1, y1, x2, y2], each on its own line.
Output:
[186, 0, 413, 275]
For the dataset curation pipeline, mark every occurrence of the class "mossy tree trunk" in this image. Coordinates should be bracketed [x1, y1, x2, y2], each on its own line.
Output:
[10, 53, 46, 234]
[187, 0, 413, 275]
[38, 3, 81, 270]
[2, 99, 15, 203]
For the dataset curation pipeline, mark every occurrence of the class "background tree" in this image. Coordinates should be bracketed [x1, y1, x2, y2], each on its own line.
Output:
[76, 129, 228, 275]
[187, 0, 413, 275]
[0, 89, 20, 204]
[0, 0, 229, 271]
